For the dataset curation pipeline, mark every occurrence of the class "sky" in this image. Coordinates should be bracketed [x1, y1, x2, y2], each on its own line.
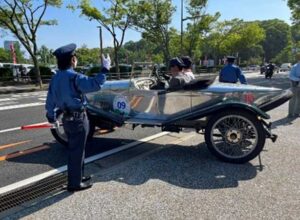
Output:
[0, 0, 292, 51]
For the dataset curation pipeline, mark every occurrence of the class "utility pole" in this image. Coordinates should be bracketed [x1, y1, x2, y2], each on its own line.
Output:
[180, 0, 183, 56]
[97, 26, 103, 63]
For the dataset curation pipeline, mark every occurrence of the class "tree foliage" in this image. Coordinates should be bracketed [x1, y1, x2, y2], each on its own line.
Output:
[130, 0, 175, 64]
[202, 19, 265, 64]
[183, 0, 220, 59]
[77, 0, 133, 74]
[259, 19, 291, 62]
[38, 45, 56, 65]
[0, 0, 62, 87]
[288, 0, 300, 24]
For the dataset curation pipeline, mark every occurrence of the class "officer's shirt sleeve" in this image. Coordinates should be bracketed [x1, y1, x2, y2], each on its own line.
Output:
[45, 81, 56, 118]
[75, 71, 107, 93]
[236, 68, 247, 84]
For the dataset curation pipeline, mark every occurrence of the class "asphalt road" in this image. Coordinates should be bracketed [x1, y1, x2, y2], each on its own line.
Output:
[0, 70, 291, 189]
[0, 91, 160, 188]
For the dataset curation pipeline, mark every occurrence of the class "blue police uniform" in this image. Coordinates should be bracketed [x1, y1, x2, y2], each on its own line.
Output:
[219, 57, 247, 84]
[45, 43, 108, 190]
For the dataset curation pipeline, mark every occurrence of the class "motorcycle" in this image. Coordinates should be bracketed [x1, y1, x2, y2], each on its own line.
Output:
[265, 65, 274, 79]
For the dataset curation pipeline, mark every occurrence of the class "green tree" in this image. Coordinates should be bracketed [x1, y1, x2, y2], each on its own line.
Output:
[202, 19, 265, 63]
[75, 45, 100, 66]
[0, 48, 10, 62]
[0, 0, 62, 88]
[259, 19, 291, 62]
[130, 0, 175, 64]
[124, 39, 162, 63]
[288, 0, 300, 24]
[76, 0, 133, 76]
[0, 42, 25, 63]
[38, 45, 55, 65]
[183, 0, 220, 60]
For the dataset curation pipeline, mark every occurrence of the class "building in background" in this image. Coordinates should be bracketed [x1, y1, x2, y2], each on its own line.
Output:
[4, 40, 19, 51]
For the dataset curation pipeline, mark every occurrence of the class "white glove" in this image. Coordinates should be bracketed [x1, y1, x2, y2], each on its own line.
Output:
[102, 54, 111, 70]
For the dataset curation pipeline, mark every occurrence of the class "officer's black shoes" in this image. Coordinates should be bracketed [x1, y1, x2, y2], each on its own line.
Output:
[82, 175, 92, 182]
[67, 182, 93, 192]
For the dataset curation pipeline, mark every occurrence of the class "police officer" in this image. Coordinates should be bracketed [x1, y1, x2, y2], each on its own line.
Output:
[45, 43, 111, 192]
[219, 56, 247, 84]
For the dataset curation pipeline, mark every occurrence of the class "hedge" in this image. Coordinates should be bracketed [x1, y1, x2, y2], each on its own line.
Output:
[0, 67, 13, 81]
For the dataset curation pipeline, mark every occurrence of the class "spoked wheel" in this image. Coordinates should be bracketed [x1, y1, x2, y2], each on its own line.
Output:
[50, 113, 68, 146]
[204, 110, 266, 164]
[50, 112, 96, 146]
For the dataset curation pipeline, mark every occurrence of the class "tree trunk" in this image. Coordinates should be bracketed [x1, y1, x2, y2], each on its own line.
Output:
[32, 55, 43, 89]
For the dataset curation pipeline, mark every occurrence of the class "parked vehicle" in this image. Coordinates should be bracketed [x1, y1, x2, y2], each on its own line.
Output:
[279, 63, 292, 72]
[51, 74, 292, 164]
[248, 65, 260, 71]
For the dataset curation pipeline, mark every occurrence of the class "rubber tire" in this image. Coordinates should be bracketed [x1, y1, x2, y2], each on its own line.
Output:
[50, 113, 95, 147]
[51, 128, 68, 146]
[204, 110, 266, 164]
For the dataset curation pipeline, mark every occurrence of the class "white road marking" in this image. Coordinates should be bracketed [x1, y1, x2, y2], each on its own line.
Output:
[11, 91, 47, 98]
[0, 122, 49, 134]
[0, 98, 17, 102]
[0, 131, 170, 195]
[0, 127, 21, 134]
[0, 102, 45, 111]
[145, 97, 155, 113]
[38, 98, 46, 101]
[0, 101, 18, 106]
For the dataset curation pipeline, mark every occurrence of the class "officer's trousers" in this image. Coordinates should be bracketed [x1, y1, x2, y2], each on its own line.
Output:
[288, 80, 300, 117]
[62, 112, 89, 187]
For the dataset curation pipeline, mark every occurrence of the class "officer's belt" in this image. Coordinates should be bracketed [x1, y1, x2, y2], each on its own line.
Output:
[63, 108, 86, 115]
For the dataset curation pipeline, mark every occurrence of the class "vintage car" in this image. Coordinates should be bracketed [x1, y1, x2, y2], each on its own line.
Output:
[51, 74, 292, 164]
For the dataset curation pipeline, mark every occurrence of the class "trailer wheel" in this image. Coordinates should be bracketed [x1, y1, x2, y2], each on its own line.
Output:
[51, 112, 95, 146]
[204, 110, 265, 164]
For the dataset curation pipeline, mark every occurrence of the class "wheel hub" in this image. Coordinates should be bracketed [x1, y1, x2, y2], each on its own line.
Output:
[226, 129, 242, 144]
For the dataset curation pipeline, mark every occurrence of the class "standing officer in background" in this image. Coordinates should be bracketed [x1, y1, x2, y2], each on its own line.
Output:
[46, 43, 111, 192]
[288, 54, 300, 118]
[219, 56, 247, 84]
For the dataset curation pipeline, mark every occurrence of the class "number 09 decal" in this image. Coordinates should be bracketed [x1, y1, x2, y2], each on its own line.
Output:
[113, 95, 130, 115]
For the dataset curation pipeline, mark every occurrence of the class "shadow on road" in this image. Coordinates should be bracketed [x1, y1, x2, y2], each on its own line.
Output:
[6, 140, 259, 219]
[271, 116, 298, 129]
[93, 142, 258, 190]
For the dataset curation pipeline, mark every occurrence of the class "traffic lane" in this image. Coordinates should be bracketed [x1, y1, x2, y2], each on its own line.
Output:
[0, 106, 46, 131]
[0, 126, 160, 188]
[246, 71, 290, 89]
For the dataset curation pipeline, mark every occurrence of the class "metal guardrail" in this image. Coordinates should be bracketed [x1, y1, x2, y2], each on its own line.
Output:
[0, 70, 217, 83]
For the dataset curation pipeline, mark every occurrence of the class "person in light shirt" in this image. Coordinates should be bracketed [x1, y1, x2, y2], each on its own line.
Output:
[181, 56, 195, 81]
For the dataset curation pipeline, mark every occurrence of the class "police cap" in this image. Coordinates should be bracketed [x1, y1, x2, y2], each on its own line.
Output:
[169, 57, 185, 68]
[53, 43, 77, 59]
[226, 56, 236, 63]
[181, 56, 193, 68]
